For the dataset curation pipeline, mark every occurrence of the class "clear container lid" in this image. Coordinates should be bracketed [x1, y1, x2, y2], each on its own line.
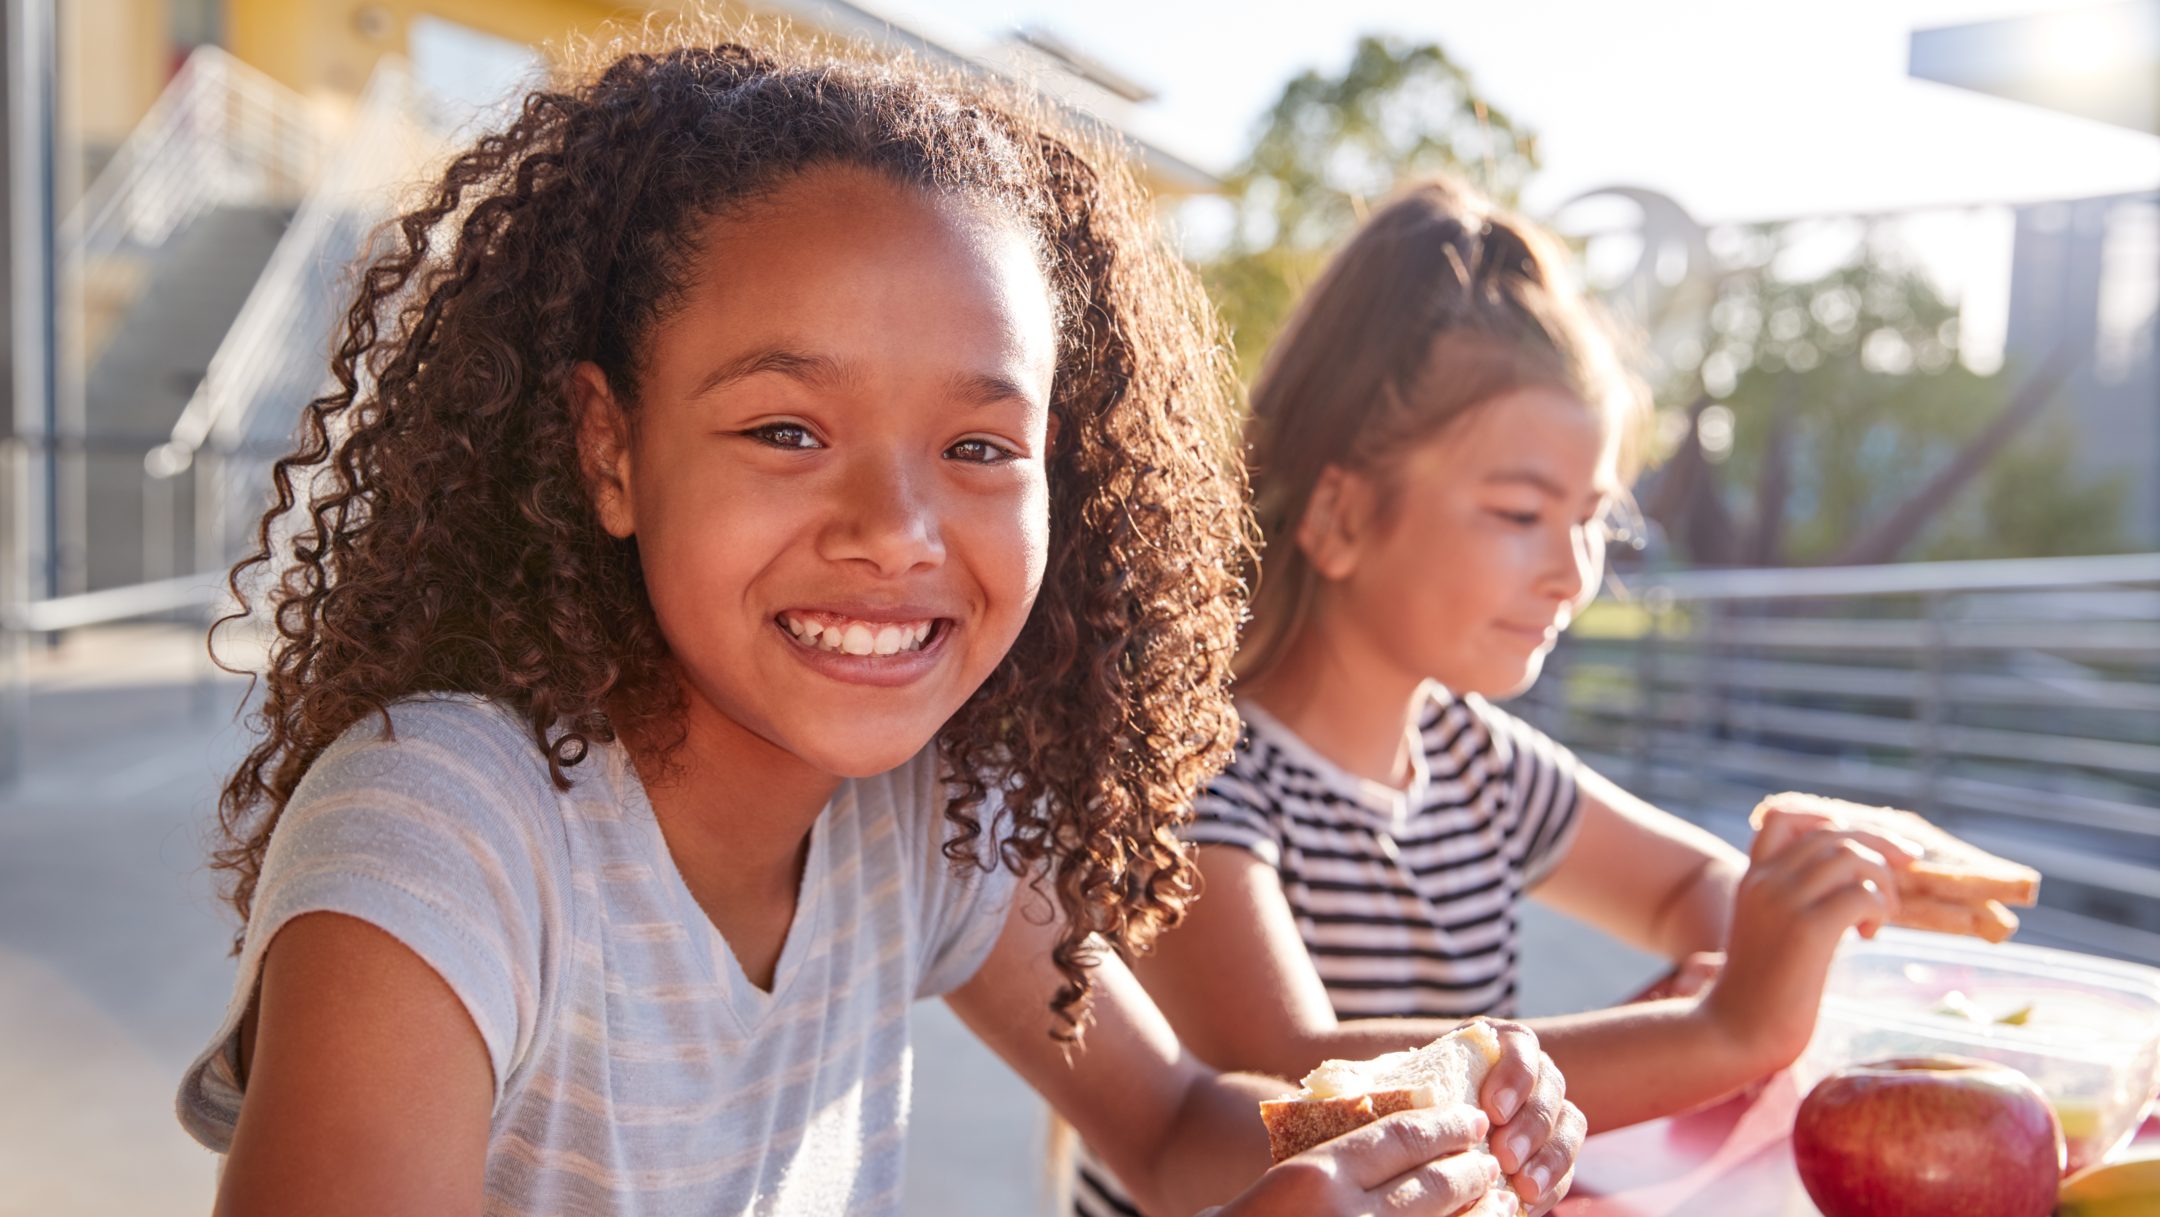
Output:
[1819, 928, 2160, 1066]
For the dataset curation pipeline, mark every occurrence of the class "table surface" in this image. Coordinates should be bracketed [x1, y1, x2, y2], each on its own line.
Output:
[1556, 1073, 2160, 1216]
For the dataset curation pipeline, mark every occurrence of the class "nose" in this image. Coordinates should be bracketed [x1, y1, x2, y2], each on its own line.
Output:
[821, 451, 945, 576]
[1540, 520, 1603, 614]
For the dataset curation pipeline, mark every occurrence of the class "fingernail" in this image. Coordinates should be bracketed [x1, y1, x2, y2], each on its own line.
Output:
[1506, 1133, 1530, 1167]
[1526, 1163, 1551, 1196]
[1493, 1086, 1522, 1121]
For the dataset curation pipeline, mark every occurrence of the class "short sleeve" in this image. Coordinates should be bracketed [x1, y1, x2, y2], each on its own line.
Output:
[1464, 695, 1584, 888]
[1183, 761, 1285, 868]
[175, 697, 567, 1151]
[902, 758, 1023, 1000]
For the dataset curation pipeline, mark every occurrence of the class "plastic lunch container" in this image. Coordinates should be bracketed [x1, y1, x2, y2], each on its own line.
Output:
[1792, 928, 2160, 1174]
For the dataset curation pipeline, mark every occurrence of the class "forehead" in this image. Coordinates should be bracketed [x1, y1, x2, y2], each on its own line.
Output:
[651, 163, 1057, 387]
[1419, 384, 1618, 484]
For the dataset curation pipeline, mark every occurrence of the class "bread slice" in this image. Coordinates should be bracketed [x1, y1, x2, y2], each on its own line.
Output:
[1896, 894, 2020, 944]
[1749, 792, 2039, 943]
[1257, 1022, 1501, 1163]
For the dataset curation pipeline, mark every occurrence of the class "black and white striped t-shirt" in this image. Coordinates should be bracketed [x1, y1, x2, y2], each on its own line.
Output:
[1072, 687, 1584, 1217]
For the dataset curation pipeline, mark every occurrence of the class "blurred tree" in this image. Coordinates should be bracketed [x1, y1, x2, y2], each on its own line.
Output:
[1639, 239, 2126, 565]
[1201, 35, 1538, 379]
[1199, 42, 2121, 564]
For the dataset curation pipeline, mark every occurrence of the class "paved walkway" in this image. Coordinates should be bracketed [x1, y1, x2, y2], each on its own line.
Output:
[0, 626, 1665, 1217]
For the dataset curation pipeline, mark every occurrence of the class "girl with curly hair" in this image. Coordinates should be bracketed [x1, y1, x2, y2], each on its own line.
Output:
[1075, 177, 1923, 1217]
[173, 31, 1574, 1217]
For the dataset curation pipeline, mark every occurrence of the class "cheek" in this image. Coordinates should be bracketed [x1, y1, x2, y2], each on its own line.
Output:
[980, 474, 1051, 623]
[632, 458, 799, 620]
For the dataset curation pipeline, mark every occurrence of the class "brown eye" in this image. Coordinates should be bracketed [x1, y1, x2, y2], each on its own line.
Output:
[946, 438, 1016, 465]
[745, 423, 821, 450]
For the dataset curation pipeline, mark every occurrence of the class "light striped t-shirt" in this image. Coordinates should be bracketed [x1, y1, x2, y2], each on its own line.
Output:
[1073, 687, 1584, 1217]
[177, 694, 1019, 1216]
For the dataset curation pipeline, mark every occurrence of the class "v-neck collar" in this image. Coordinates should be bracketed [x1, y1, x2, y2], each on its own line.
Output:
[1237, 695, 1430, 834]
[608, 740, 837, 1037]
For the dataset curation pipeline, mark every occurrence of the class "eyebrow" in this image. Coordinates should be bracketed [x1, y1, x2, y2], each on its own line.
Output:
[1484, 467, 1620, 506]
[689, 346, 851, 400]
[1482, 468, 1570, 498]
[689, 345, 1040, 411]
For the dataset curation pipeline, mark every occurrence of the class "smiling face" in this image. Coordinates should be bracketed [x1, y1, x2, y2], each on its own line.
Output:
[1306, 384, 1620, 700]
[576, 163, 1057, 779]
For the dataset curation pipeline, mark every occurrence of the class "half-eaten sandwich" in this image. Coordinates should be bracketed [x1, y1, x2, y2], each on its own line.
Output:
[1257, 1022, 1501, 1163]
[1750, 791, 2040, 944]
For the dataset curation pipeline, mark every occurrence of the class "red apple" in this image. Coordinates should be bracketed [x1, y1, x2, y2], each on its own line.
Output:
[1792, 1056, 2064, 1217]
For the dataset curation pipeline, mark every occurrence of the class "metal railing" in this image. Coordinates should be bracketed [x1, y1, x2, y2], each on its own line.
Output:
[152, 57, 445, 580]
[1, 57, 453, 785]
[1519, 552, 2160, 964]
[63, 45, 322, 365]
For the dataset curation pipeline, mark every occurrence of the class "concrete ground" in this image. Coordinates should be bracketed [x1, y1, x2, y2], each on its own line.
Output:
[0, 625, 1663, 1217]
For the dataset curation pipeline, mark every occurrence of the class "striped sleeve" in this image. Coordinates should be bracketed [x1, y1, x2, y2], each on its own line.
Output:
[1182, 751, 1285, 867]
[1465, 696, 1584, 887]
[176, 698, 565, 1151]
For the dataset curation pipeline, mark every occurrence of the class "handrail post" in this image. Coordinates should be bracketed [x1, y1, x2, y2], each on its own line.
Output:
[1916, 590, 1947, 819]
[1633, 593, 1666, 798]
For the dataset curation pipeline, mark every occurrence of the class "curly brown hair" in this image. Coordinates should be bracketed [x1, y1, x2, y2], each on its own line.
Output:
[212, 29, 1250, 1038]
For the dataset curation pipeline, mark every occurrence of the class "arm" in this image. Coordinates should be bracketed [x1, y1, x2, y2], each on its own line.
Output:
[1135, 845, 1743, 1138]
[215, 912, 494, 1217]
[1530, 766, 1746, 962]
[945, 889, 1514, 1217]
[1136, 821, 1905, 1141]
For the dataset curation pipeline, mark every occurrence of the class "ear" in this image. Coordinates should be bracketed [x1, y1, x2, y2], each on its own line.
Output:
[1295, 464, 1373, 581]
[571, 362, 637, 540]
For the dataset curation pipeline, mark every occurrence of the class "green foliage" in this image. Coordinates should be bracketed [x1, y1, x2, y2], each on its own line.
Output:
[1683, 240, 2127, 562]
[1203, 35, 1537, 379]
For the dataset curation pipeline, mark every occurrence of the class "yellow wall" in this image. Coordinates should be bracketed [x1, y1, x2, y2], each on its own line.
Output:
[65, 0, 172, 150]
[225, 0, 682, 101]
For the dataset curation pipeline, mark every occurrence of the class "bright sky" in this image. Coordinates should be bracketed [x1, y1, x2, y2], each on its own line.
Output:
[884, 0, 2160, 226]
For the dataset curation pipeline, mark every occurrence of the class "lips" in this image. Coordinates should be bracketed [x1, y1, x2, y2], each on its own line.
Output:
[1495, 620, 1558, 646]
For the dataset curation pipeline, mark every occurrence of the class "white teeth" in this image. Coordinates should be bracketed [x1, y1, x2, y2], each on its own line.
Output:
[781, 614, 937, 655]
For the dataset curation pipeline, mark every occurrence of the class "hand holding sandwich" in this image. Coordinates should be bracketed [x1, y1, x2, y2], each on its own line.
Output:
[1252, 1020, 1581, 1216]
[1214, 1104, 1521, 1217]
[1698, 811, 1924, 1072]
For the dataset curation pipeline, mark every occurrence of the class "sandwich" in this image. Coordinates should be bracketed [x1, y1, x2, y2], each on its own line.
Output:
[1258, 1021, 1501, 1163]
[1749, 791, 2040, 944]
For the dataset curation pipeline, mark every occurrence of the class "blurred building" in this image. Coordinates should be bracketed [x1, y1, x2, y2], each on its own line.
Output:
[6, 0, 1218, 602]
[2004, 191, 2160, 547]
[1912, 2, 2160, 546]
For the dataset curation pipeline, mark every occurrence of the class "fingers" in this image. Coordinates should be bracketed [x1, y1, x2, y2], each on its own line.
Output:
[1454, 1184, 1524, 1217]
[1510, 1099, 1585, 1212]
[1375, 1148, 1505, 1216]
[1750, 806, 1833, 862]
[1752, 808, 1922, 870]
[1527, 1165, 1576, 1217]
[1478, 1019, 1540, 1127]
[1490, 1050, 1564, 1174]
[1788, 836, 1901, 931]
[1336, 1105, 1491, 1192]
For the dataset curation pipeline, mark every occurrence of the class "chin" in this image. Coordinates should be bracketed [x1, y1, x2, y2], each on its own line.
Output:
[796, 730, 940, 780]
[1451, 653, 1547, 702]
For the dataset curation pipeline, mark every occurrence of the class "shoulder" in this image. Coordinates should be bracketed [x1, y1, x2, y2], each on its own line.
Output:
[296, 696, 569, 824]
[1424, 686, 1561, 766]
[270, 695, 582, 898]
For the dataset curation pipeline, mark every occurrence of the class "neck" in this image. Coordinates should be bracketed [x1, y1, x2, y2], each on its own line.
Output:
[620, 671, 842, 892]
[1240, 611, 1428, 789]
